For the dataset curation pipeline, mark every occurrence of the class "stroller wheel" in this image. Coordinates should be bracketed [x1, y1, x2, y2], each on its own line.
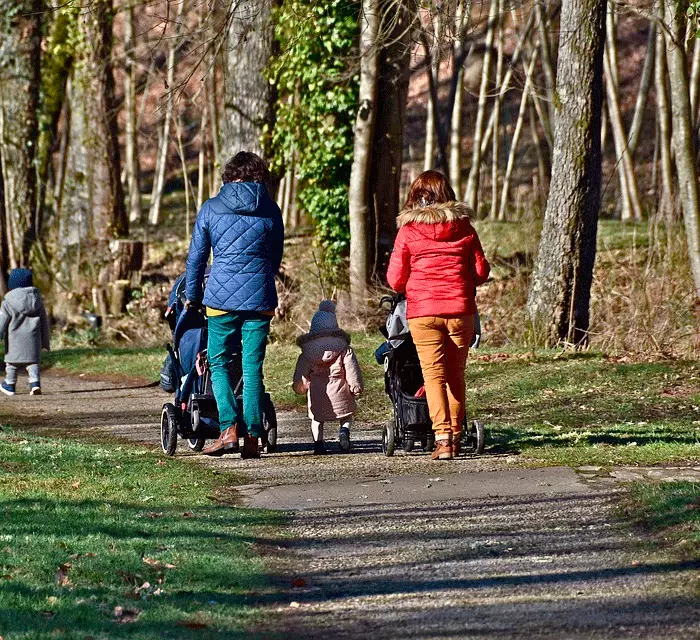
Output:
[161, 403, 178, 456]
[402, 437, 414, 453]
[423, 431, 436, 452]
[263, 397, 278, 453]
[463, 419, 486, 455]
[382, 420, 396, 457]
[187, 437, 206, 452]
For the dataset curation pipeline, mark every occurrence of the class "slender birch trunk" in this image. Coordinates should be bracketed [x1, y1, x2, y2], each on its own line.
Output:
[654, 11, 674, 222]
[148, 0, 184, 226]
[449, 0, 471, 191]
[535, 1, 556, 123]
[464, 0, 498, 211]
[124, 1, 142, 224]
[663, 0, 700, 296]
[349, 0, 380, 301]
[627, 22, 656, 157]
[490, 1, 504, 221]
[423, 13, 439, 171]
[498, 47, 539, 221]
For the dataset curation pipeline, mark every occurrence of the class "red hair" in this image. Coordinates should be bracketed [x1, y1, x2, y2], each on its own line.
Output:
[404, 170, 456, 209]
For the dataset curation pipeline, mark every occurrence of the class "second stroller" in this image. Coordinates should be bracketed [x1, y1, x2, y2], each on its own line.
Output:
[375, 295, 485, 457]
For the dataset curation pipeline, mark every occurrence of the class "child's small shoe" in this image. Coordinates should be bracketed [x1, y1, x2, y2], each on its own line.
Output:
[313, 440, 326, 455]
[29, 382, 41, 396]
[1, 382, 15, 396]
[338, 427, 351, 453]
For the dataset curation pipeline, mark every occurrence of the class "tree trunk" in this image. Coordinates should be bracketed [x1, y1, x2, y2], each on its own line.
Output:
[423, 13, 439, 171]
[221, 0, 276, 165]
[603, 42, 643, 221]
[535, 0, 556, 124]
[123, 1, 142, 224]
[348, 0, 380, 302]
[526, 0, 607, 346]
[627, 22, 655, 157]
[148, 0, 184, 227]
[498, 46, 539, 221]
[464, 0, 498, 212]
[490, 1, 504, 221]
[449, 0, 471, 192]
[654, 13, 674, 222]
[0, 0, 42, 266]
[79, 0, 127, 242]
[369, 0, 412, 279]
[664, 0, 700, 296]
[0, 168, 7, 294]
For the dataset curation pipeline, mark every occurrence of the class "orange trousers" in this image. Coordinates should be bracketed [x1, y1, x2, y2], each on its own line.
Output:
[408, 315, 474, 440]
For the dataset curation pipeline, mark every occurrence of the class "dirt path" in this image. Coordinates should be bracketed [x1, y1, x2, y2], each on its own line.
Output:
[2, 372, 698, 639]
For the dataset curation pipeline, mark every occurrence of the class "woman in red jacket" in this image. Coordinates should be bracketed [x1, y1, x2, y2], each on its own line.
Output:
[387, 171, 490, 460]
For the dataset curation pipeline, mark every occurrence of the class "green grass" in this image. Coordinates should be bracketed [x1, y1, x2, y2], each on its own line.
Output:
[42, 346, 164, 381]
[0, 429, 282, 639]
[623, 482, 700, 561]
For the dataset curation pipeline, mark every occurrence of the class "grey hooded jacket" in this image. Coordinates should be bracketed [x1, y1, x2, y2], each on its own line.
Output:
[0, 287, 50, 364]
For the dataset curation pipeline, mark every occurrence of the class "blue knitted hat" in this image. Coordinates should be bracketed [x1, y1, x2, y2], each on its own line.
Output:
[8, 268, 33, 290]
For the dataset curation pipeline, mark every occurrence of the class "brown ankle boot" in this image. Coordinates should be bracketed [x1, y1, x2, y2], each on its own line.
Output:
[202, 426, 239, 456]
[241, 435, 260, 459]
[431, 436, 453, 460]
[452, 432, 461, 457]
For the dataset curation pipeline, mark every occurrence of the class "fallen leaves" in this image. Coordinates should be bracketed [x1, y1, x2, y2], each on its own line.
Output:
[177, 621, 208, 629]
[291, 578, 307, 588]
[54, 562, 72, 586]
[143, 557, 176, 570]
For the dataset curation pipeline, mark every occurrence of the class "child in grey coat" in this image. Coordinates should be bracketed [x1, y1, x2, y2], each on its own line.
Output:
[0, 269, 50, 396]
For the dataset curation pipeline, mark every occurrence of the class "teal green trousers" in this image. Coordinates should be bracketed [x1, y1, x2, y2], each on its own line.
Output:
[207, 312, 271, 437]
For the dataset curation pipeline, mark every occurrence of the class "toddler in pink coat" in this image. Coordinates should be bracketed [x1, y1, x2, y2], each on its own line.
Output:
[293, 300, 364, 454]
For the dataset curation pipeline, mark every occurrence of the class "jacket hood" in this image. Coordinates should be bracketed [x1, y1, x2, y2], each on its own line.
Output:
[298, 333, 351, 366]
[397, 201, 474, 241]
[297, 328, 350, 348]
[4, 287, 43, 316]
[217, 181, 266, 214]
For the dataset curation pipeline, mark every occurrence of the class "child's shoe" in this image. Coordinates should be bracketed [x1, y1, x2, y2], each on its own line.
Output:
[313, 440, 326, 455]
[338, 427, 351, 453]
[29, 382, 41, 396]
[1, 382, 15, 396]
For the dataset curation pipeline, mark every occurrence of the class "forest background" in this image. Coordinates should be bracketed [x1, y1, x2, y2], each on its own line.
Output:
[0, 0, 699, 359]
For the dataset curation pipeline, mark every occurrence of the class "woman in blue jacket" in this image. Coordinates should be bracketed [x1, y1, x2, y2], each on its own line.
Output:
[185, 152, 284, 458]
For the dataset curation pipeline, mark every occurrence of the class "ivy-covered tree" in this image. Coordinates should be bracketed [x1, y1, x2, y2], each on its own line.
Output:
[270, 0, 359, 271]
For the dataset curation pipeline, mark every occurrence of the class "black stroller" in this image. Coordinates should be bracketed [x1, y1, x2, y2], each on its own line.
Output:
[375, 295, 485, 456]
[158, 274, 277, 456]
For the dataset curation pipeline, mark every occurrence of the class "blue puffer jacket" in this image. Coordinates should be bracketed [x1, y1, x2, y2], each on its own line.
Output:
[185, 182, 284, 312]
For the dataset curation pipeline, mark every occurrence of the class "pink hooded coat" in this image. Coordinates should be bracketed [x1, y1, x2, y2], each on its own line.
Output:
[293, 329, 364, 421]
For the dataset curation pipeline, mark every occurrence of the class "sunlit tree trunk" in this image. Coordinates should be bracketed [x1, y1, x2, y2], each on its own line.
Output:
[527, 0, 607, 345]
[0, 0, 42, 266]
[654, 12, 674, 222]
[628, 22, 655, 158]
[349, 0, 379, 302]
[663, 0, 700, 296]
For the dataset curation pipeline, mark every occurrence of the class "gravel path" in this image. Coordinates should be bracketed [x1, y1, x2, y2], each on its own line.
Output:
[1, 372, 698, 639]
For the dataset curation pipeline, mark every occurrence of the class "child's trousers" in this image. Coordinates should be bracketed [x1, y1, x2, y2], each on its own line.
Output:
[311, 416, 353, 442]
[5, 363, 40, 385]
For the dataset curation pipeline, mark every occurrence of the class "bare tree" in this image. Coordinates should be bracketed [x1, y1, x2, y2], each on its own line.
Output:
[0, 0, 42, 266]
[663, 0, 700, 296]
[654, 9, 674, 222]
[527, 0, 607, 345]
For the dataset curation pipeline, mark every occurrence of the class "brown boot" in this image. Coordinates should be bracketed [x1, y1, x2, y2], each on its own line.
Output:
[431, 436, 453, 460]
[202, 426, 239, 456]
[241, 435, 260, 459]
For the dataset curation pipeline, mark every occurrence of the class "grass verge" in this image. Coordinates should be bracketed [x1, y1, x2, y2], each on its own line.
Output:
[0, 428, 282, 639]
[35, 338, 700, 468]
[622, 482, 700, 563]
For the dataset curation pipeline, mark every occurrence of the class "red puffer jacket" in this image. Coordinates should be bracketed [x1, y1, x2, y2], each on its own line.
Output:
[387, 202, 490, 319]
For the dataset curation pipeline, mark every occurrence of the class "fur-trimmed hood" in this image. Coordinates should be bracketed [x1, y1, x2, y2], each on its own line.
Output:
[396, 201, 472, 227]
[396, 201, 474, 242]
